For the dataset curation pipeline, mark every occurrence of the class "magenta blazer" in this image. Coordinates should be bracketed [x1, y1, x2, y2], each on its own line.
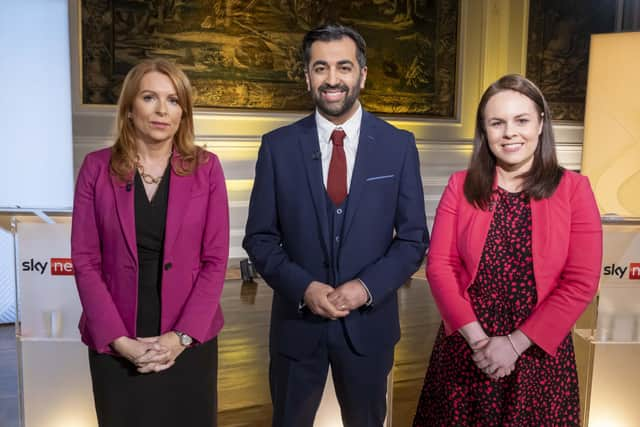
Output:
[71, 148, 229, 353]
[427, 170, 602, 356]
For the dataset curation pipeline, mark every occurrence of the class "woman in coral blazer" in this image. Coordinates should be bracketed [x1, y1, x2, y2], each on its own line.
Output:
[72, 59, 228, 427]
[413, 75, 602, 426]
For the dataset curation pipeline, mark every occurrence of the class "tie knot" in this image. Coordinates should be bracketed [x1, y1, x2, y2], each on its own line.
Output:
[331, 129, 346, 147]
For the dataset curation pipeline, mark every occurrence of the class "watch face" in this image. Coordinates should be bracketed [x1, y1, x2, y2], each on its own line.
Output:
[180, 334, 193, 346]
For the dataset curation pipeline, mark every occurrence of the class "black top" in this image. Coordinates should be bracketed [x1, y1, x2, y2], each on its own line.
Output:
[134, 165, 171, 337]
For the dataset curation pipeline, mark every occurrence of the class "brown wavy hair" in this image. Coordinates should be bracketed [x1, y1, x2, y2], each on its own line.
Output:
[463, 74, 564, 209]
[110, 58, 204, 182]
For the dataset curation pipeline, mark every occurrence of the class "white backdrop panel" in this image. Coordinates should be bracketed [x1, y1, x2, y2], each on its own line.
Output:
[0, 1, 73, 209]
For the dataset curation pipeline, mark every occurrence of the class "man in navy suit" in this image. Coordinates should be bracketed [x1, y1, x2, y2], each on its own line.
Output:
[243, 24, 429, 427]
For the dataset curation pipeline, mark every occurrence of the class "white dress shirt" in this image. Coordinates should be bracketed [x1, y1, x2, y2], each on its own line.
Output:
[315, 105, 363, 193]
[312, 104, 372, 306]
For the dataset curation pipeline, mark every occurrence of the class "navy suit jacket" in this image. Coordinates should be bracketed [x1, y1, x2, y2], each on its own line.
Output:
[243, 111, 429, 359]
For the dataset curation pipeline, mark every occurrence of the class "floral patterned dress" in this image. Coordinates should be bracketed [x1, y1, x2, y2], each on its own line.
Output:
[413, 188, 580, 426]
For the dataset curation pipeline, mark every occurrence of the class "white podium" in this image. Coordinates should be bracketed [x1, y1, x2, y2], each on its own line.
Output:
[575, 218, 640, 427]
[15, 221, 97, 427]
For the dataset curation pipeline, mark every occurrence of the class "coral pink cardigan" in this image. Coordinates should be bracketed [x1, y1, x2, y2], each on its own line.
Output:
[427, 170, 602, 355]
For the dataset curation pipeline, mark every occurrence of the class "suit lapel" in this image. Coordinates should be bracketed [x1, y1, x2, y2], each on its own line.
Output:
[110, 173, 137, 263]
[465, 172, 498, 277]
[343, 111, 375, 240]
[530, 196, 549, 268]
[468, 207, 493, 274]
[298, 115, 331, 255]
[164, 154, 194, 255]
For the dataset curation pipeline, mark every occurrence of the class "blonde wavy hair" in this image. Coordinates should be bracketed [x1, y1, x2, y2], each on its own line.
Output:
[110, 58, 205, 181]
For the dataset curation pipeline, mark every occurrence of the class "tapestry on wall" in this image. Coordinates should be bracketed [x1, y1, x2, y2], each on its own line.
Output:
[82, 0, 459, 117]
[526, 0, 617, 122]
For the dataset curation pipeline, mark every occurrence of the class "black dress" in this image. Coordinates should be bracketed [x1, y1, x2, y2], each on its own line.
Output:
[88, 167, 218, 427]
[413, 188, 580, 426]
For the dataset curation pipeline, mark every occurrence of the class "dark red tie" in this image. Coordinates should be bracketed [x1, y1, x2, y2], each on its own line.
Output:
[327, 129, 347, 205]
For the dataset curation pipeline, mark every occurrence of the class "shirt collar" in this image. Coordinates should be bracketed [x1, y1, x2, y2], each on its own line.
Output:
[315, 104, 363, 146]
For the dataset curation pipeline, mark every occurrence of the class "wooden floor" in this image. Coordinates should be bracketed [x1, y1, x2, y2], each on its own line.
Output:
[0, 272, 439, 427]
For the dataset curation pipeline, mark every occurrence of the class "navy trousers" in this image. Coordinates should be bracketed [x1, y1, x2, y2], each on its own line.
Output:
[269, 318, 394, 427]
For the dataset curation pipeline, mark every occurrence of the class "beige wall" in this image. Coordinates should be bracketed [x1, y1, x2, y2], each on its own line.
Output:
[581, 32, 640, 217]
[68, 0, 584, 258]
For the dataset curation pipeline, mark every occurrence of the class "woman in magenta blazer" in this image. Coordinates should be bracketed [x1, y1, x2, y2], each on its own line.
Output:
[72, 59, 229, 427]
[413, 75, 602, 426]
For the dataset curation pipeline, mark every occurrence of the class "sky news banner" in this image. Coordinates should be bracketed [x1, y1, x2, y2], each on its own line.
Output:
[17, 222, 79, 340]
[598, 223, 640, 342]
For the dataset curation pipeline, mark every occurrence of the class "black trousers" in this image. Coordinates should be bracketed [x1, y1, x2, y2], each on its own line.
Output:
[89, 337, 218, 427]
[269, 319, 394, 427]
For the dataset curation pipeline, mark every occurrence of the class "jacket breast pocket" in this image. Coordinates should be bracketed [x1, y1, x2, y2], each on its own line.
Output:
[363, 174, 398, 213]
[365, 174, 395, 183]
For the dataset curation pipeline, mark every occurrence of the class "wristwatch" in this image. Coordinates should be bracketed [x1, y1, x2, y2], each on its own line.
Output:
[174, 330, 193, 347]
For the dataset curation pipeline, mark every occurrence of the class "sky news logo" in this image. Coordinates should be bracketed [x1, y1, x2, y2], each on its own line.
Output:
[21, 258, 74, 276]
[603, 263, 640, 280]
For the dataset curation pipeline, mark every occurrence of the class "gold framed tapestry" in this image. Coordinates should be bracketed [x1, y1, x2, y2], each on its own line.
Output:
[81, 0, 459, 117]
[526, 0, 617, 122]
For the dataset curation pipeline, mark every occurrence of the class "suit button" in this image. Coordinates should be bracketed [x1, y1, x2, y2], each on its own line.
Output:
[323, 261, 329, 268]
[164, 262, 172, 271]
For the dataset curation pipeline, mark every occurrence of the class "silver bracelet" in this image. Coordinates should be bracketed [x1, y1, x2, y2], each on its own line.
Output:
[507, 333, 521, 357]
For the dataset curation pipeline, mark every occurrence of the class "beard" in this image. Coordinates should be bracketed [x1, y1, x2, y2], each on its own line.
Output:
[312, 77, 362, 120]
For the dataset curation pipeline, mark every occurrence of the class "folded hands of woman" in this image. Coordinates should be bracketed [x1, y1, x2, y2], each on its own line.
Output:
[469, 330, 532, 380]
[111, 333, 186, 373]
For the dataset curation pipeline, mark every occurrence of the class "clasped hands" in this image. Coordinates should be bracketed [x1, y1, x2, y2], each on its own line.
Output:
[469, 330, 530, 380]
[303, 280, 368, 319]
[111, 331, 185, 374]
[470, 336, 518, 380]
